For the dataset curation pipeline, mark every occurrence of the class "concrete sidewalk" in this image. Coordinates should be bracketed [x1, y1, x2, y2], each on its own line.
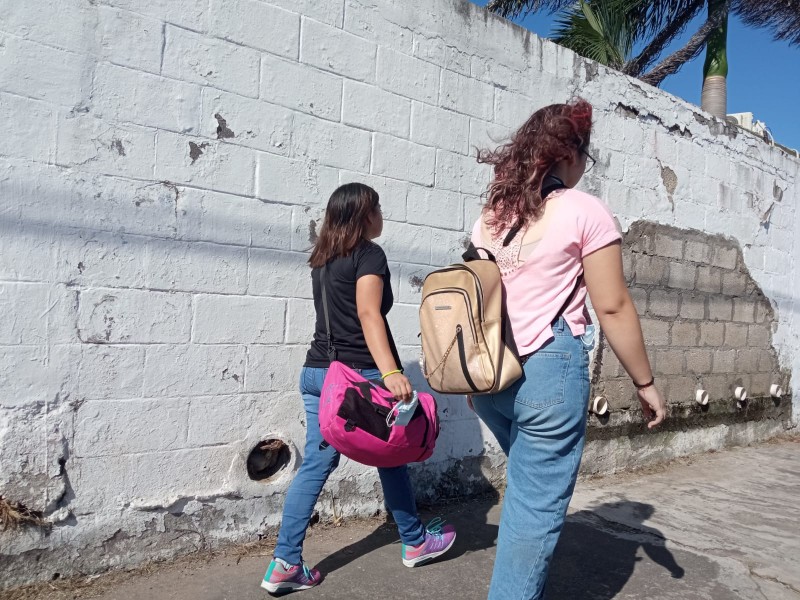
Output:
[8, 438, 799, 600]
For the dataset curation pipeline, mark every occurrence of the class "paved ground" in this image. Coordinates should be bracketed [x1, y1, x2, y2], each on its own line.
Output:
[6, 438, 800, 600]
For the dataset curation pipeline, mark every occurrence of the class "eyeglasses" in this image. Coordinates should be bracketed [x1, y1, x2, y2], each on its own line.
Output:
[581, 148, 596, 173]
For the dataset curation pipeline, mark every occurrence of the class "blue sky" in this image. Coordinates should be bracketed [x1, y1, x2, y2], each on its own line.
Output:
[470, 1, 800, 150]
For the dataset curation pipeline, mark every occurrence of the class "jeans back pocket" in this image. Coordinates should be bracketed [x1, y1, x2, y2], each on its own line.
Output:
[514, 351, 571, 409]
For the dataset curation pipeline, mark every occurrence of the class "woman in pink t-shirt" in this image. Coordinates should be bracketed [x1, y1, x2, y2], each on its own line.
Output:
[469, 99, 667, 600]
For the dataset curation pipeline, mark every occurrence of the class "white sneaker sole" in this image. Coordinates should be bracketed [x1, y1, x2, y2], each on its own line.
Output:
[261, 579, 316, 594]
[402, 534, 456, 568]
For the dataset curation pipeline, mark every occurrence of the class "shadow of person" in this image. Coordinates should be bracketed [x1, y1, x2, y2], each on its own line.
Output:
[313, 358, 502, 577]
[545, 501, 685, 600]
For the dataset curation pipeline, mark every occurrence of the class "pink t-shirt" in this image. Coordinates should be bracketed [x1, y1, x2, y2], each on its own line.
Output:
[471, 188, 622, 355]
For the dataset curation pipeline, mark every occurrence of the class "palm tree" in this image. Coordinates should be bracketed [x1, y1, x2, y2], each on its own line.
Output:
[487, 0, 800, 118]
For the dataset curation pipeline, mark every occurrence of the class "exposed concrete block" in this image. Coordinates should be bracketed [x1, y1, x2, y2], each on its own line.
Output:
[435, 149, 492, 196]
[377, 48, 440, 104]
[93, 63, 203, 134]
[261, 54, 343, 121]
[439, 70, 495, 121]
[292, 112, 372, 171]
[143, 344, 245, 397]
[301, 18, 377, 83]
[721, 270, 747, 296]
[248, 249, 312, 298]
[78, 288, 191, 344]
[600, 378, 636, 410]
[201, 89, 293, 156]
[648, 290, 680, 318]
[75, 399, 189, 458]
[667, 262, 696, 289]
[695, 266, 722, 294]
[193, 295, 286, 344]
[735, 348, 761, 373]
[343, 81, 411, 138]
[699, 322, 725, 347]
[711, 245, 738, 269]
[372, 134, 436, 187]
[754, 300, 772, 323]
[163, 25, 261, 98]
[0, 36, 85, 106]
[640, 318, 670, 347]
[670, 322, 699, 346]
[723, 323, 749, 348]
[747, 324, 770, 347]
[708, 296, 733, 321]
[632, 255, 668, 286]
[683, 239, 710, 263]
[732, 298, 756, 323]
[678, 292, 706, 320]
[654, 233, 683, 259]
[145, 239, 248, 295]
[664, 376, 695, 403]
[629, 287, 647, 315]
[655, 349, 684, 375]
[685, 348, 713, 374]
[410, 102, 470, 155]
[406, 186, 463, 231]
[0, 93, 57, 163]
[257, 152, 340, 206]
[711, 349, 736, 374]
[209, 0, 299, 57]
[245, 345, 308, 392]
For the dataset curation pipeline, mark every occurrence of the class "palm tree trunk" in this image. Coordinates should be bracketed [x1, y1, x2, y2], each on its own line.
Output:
[640, 0, 730, 87]
[700, 0, 729, 117]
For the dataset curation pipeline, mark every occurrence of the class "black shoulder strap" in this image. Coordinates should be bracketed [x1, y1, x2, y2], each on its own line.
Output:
[462, 244, 497, 263]
[552, 274, 584, 325]
[502, 178, 567, 247]
[320, 265, 337, 362]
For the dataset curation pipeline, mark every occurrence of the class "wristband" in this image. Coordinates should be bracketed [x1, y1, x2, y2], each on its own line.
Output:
[381, 369, 403, 380]
[633, 377, 655, 390]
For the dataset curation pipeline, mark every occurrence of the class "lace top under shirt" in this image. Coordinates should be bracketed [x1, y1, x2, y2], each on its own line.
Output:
[471, 188, 622, 355]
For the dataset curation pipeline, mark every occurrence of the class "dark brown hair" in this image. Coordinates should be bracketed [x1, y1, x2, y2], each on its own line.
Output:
[477, 98, 593, 232]
[309, 183, 380, 268]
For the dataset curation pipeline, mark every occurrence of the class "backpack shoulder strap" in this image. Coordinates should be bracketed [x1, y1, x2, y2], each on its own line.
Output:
[320, 264, 337, 362]
[502, 178, 567, 247]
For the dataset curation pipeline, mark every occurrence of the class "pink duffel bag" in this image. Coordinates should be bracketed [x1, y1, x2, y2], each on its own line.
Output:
[319, 361, 439, 468]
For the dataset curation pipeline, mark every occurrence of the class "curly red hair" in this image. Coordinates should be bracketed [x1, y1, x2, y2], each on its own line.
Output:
[478, 98, 593, 232]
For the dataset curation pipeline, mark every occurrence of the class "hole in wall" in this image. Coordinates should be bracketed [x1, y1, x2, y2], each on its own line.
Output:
[246, 439, 291, 482]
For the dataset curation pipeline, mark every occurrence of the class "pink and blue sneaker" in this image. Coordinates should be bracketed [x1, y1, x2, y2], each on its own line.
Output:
[261, 557, 321, 594]
[402, 517, 457, 567]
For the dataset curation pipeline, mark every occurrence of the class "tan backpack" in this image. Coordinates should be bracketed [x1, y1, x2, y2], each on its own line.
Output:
[419, 245, 522, 395]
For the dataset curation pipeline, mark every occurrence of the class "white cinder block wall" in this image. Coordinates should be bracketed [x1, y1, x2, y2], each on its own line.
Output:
[0, 0, 797, 586]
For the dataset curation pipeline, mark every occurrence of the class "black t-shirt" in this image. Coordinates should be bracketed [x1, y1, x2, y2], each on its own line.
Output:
[304, 241, 401, 370]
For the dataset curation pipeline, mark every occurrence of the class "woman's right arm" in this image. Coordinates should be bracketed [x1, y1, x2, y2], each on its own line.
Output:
[356, 274, 413, 402]
[583, 241, 667, 428]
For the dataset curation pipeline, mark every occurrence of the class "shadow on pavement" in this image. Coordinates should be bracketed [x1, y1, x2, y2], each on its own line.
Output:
[547, 501, 685, 599]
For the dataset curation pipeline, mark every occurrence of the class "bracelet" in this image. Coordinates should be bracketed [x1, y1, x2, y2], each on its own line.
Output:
[633, 377, 655, 390]
[381, 369, 403, 380]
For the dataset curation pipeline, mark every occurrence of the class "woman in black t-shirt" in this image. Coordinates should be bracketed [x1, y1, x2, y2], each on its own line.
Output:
[262, 183, 456, 594]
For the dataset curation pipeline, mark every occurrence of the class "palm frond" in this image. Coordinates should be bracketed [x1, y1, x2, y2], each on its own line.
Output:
[552, 0, 638, 68]
[486, 0, 575, 19]
[734, 0, 800, 46]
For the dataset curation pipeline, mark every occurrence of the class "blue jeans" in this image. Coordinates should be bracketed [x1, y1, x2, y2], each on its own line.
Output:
[273, 366, 426, 565]
[472, 319, 592, 600]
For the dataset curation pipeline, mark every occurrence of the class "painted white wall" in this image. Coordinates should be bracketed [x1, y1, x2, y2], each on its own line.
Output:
[0, 0, 797, 586]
